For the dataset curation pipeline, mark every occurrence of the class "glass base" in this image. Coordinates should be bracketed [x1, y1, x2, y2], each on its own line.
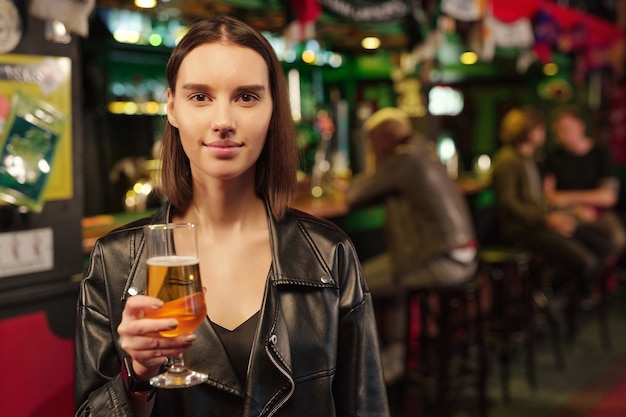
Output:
[150, 367, 208, 389]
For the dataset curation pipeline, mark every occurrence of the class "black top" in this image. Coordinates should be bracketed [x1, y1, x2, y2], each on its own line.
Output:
[543, 144, 616, 190]
[211, 310, 260, 385]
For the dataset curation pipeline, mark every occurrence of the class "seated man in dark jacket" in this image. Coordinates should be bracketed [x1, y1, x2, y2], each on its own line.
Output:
[346, 107, 478, 290]
[345, 107, 478, 382]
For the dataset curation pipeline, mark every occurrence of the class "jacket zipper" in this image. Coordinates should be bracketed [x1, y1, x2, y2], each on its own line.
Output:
[263, 342, 295, 417]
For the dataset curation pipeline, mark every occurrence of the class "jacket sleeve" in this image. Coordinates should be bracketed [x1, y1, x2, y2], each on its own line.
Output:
[332, 240, 391, 417]
[75, 239, 136, 417]
[345, 156, 405, 211]
[492, 154, 546, 230]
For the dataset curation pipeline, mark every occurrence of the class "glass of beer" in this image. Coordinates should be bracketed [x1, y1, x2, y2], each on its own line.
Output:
[143, 223, 208, 388]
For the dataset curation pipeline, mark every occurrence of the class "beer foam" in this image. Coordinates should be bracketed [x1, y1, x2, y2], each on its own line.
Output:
[147, 255, 198, 266]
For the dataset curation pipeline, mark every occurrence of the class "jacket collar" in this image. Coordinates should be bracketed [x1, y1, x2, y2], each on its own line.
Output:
[267, 205, 337, 289]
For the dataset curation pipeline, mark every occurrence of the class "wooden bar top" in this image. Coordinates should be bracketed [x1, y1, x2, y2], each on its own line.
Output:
[82, 175, 488, 254]
[292, 195, 349, 219]
[81, 211, 153, 254]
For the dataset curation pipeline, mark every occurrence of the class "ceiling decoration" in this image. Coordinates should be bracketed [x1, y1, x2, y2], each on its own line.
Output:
[94, 0, 411, 54]
[93, 0, 624, 81]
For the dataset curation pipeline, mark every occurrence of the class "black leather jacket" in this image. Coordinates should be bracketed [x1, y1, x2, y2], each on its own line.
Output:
[75, 203, 390, 417]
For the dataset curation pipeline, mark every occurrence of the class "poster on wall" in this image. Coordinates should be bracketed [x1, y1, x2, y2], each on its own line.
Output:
[0, 54, 71, 213]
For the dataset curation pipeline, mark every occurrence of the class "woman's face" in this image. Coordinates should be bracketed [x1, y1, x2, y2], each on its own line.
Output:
[167, 42, 272, 186]
[528, 124, 546, 149]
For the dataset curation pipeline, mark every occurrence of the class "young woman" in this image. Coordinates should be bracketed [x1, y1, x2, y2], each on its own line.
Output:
[75, 16, 389, 417]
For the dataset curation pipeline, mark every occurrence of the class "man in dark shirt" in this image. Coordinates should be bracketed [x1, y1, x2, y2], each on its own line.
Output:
[543, 105, 625, 259]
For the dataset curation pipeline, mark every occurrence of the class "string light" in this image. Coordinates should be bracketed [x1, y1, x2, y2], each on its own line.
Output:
[543, 62, 559, 76]
[361, 37, 381, 50]
[135, 0, 157, 8]
[460, 51, 478, 65]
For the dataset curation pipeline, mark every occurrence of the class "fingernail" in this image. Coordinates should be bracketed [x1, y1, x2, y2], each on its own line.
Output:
[184, 334, 196, 342]
[152, 300, 164, 308]
[167, 320, 178, 329]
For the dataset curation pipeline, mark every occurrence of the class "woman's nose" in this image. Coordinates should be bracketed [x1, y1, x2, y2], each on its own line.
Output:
[210, 102, 235, 134]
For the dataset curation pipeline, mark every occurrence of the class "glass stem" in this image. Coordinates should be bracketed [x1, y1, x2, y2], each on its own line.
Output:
[167, 353, 186, 373]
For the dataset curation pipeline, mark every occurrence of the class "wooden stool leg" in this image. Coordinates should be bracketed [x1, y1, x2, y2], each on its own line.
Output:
[482, 252, 537, 401]
[405, 284, 489, 417]
[545, 305, 566, 370]
[533, 264, 566, 369]
[435, 291, 450, 417]
[597, 270, 612, 351]
[473, 284, 489, 417]
[521, 260, 537, 389]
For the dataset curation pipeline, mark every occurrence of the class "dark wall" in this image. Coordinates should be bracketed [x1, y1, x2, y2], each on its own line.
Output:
[0, 6, 83, 416]
[0, 4, 83, 304]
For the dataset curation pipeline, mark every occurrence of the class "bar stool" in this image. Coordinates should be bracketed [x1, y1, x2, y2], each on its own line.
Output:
[560, 257, 614, 351]
[472, 202, 565, 374]
[594, 262, 614, 351]
[534, 251, 615, 363]
[403, 279, 489, 417]
[478, 246, 539, 401]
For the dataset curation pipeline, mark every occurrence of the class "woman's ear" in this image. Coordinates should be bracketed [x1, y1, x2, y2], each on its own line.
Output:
[166, 88, 178, 128]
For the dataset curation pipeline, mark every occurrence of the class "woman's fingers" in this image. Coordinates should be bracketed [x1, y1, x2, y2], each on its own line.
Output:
[123, 294, 163, 318]
[119, 331, 197, 378]
[117, 294, 199, 379]
[120, 317, 179, 337]
[119, 295, 176, 336]
[121, 333, 196, 355]
[124, 334, 197, 377]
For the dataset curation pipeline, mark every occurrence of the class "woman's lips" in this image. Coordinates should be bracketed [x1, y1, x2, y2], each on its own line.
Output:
[203, 140, 243, 157]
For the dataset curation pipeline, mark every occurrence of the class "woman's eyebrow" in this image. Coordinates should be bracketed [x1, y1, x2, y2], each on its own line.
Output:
[180, 83, 210, 91]
[179, 84, 267, 94]
[234, 85, 267, 94]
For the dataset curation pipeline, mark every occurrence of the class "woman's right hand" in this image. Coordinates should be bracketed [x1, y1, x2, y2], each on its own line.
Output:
[117, 295, 197, 380]
[545, 211, 577, 237]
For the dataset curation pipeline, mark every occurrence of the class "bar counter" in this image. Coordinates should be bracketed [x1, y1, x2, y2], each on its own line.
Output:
[81, 174, 489, 254]
[81, 211, 154, 255]
[81, 196, 349, 255]
[292, 195, 349, 218]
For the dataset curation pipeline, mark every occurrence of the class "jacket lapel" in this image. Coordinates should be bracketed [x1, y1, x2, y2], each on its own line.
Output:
[269, 207, 336, 287]
[242, 277, 294, 416]
[239, 204, 339, 416]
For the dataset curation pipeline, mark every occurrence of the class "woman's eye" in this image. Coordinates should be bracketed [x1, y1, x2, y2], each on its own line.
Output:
[191, 93, 208, 101]
[239, 93, 258, 103]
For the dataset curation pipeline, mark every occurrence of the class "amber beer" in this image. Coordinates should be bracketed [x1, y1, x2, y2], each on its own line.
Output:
[145, 255, 206, 337]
